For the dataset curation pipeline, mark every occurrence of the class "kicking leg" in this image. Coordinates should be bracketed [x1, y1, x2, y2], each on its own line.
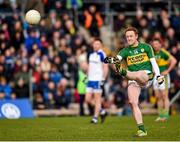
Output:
[104, 57, 149, 85]
[126, 71, 149, 86]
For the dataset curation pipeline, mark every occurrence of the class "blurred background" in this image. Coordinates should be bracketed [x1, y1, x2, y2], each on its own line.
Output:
[0, 0, 179, 118]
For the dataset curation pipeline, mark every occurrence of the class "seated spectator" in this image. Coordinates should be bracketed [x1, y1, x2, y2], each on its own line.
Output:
[14, 64, 29, 86]
[0, 77, 12, 99]
[40, 55, 51, 72]
[4, 49, 14, 81]
[49, 64, 62, 86]
[40, 34, 49, 55]
[55, 78, 70, 108]
[32, 65, 42, 92]
[44, 81, 56, 109]
[65, 19, 77, 36]
[13, 78, 29, 98]
[33, 93, 45, 109]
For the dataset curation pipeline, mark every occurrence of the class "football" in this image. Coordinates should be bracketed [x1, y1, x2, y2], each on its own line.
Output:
[25, 10, 41, 25]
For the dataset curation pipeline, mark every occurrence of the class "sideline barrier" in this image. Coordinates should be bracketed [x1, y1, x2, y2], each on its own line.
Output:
[0, 99, 34, 119]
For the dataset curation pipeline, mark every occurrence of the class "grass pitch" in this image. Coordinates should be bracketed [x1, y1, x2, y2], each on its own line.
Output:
[0, 115, 180, 141]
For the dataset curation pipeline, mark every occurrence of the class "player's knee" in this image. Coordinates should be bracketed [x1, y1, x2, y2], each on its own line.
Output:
[128, 100, 138, 107]
[156, 94, 162, 100]
[161, 93, 168, 100]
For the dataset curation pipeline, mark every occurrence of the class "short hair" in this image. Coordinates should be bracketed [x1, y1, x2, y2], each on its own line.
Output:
[93, 37, 103, 43]
[124, 27, 138, 35]
[151, 38, 161, 43]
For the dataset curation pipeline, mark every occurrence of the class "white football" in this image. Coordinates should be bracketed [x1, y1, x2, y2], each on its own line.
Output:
[25, 10, 41, 25]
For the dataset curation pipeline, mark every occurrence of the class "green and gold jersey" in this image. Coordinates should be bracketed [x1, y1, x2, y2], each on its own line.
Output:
[118, 42, 154, 72]
[154, 49, 170, 73]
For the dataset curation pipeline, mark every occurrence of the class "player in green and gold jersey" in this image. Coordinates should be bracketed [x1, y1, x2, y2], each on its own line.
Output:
[151, 38, 177, 122]
[104, 27, 164, 137]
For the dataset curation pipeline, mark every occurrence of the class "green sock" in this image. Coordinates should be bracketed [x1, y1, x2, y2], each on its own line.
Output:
[119, 69, 127, 76]
[138, 123, 146, 132]
[163, 109, 169, 119]
[158, 108, 164, 118]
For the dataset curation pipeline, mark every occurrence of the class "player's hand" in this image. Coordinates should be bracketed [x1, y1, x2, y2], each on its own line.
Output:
[82, 76, 88, 84]
[161, 70, 169, 76]
[156, 75, 164, 85]
[104, 57, 114, 64]
[115, 63, 121, 73]
[104, 57, 120, 64]
[100, 80, 105, 87]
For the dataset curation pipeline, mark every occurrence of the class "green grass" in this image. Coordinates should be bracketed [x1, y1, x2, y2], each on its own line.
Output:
[0, 115, 180, 141]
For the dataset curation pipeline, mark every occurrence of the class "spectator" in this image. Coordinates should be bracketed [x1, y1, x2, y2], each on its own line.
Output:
[146, 9, 157, 32]
[0, 77, 12, 99]
[49, 64, 62, 86]
[65, 19, 77, 36]
[45, 81, 56, 109]
[84, 5, 103, 37]
[45, 9, 58, 28]
[33, 93, 45, 109]
[14, 64, 29, 86]
[25, 29, 41, 54]
[32, 65, 42, 92]
[40, 55, 51, 72]
[39, 18, 49, 36]
[166, 27, 177, 47]
[13, 78, 29, 98]
[4, 49, 14, 81]
[55, 78, 70, 108]
[114, 13, 126, 36]
[66, 0, 82, 10]
[40, 34, 49, 55]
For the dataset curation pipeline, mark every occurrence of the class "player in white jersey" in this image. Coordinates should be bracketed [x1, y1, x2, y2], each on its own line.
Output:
[85, 38, 108, 124]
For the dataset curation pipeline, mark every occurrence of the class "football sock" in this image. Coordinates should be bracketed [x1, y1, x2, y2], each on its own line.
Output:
[138, 123, 146, 132]
[163, 109, 169, 118]
[158, 108, 164, 118]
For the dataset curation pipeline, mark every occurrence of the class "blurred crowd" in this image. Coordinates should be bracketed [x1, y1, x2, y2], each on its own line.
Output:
[0, 0, 179, 112]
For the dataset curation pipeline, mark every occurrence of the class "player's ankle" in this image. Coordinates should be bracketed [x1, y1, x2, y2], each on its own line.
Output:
[100, 109, 106, 115]
[138, 123, 146, 133]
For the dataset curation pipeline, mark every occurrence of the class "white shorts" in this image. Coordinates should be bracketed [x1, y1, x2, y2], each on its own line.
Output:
[128, 80, 153, 88]
[86, 81, 102, 94]
[153, 74, 170, 90]
[128, 70, 153, 88]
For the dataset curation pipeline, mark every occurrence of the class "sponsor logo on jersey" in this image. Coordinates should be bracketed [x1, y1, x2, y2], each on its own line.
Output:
[127, 53, 149, 65]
